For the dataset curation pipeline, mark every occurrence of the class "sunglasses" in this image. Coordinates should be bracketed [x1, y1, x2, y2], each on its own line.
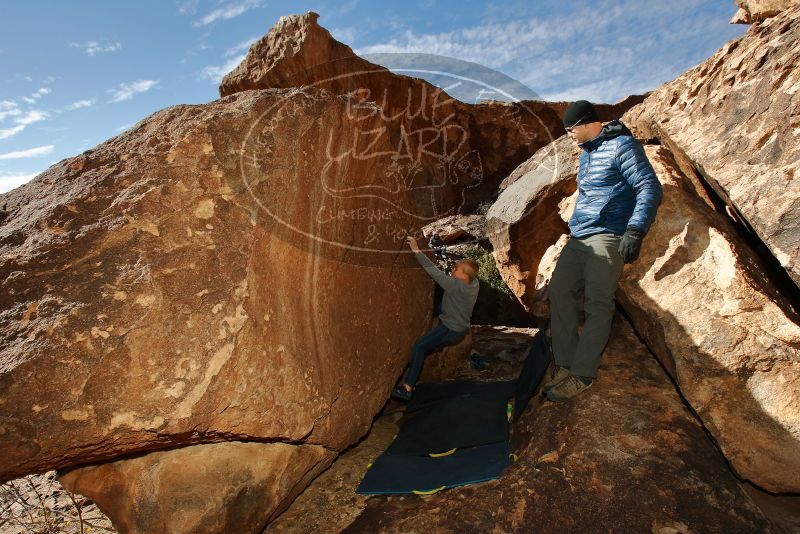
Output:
[564, 112, 592, 133]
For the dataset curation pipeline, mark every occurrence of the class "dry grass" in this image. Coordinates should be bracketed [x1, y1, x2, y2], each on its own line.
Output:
[0, 472, 114, 534]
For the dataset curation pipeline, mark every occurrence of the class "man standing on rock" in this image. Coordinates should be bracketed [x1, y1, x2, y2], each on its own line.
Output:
[545, 100, 662, 402]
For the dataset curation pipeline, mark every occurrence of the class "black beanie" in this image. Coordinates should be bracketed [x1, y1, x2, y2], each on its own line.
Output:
[563, 100, 599, 128]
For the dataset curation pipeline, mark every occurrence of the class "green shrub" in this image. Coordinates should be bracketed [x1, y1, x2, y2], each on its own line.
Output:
[460, 245, 510, 296]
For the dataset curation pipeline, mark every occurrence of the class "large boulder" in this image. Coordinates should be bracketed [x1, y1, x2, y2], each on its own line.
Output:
[625, 5, 800, 290]
[219, 12, 376, 97]
[59, 442, 333, 534]
[218, 13, 564, 209]
[618, 145, 800, 493]
[0, 88, 435, 482]
[485, 135, 579, 313]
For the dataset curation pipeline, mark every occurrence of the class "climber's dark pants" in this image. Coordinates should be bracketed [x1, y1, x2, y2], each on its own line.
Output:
[404, 322, 467, 387]
[548, 233, 624, 378]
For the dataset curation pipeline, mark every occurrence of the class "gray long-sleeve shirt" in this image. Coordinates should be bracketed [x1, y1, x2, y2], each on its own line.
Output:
[415, 251, 479, 332]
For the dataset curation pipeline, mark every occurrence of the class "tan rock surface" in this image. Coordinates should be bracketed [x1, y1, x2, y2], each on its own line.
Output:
[417, 328, 473, 383]
[731, 0, 800, 23]
[485, 136, 579, 313]
[0, 86, 458, 482]
[219, 12, 376, 98]
[617, 145, 800, 493]
[59, 442, 333, 534]
[625, 5, 800, 289]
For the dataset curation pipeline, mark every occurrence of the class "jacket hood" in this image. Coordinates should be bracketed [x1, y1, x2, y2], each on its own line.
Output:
[580, 119, 632, 151]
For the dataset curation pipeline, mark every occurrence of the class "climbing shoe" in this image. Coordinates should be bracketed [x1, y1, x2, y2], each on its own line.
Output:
[391, 385, 413, 401]
[545, 374, 593, 403]
[542, 366, 571, 394]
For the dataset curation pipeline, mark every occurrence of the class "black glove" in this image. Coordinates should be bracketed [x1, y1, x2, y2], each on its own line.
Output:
[618, 226, 644, 264]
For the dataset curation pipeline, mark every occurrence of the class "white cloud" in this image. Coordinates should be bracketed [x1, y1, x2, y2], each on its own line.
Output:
[0, 100, 21, 122]
[115, 123, 134, 132]
[69, 40, 122, 56]
[0, 110, 47, 140]
[224, 37, 258, 57]
[330, 27, 357, 45]
[0, 172, 39, 193]
[17, 110, 48, 125]
[108, 80, 158, 103]
[354, 0, 744, 103]
[0, 145, 54, 160]
[0, 124, 25, 140]
[64, 99, 95, 111]
[337, 0, 359, 16]
[178, 0, 199, 16]
[201, 54, 246, 83]
[355, 18, 579, 70]
[194, 0, 262, 26]
[21, 87, 51, 104]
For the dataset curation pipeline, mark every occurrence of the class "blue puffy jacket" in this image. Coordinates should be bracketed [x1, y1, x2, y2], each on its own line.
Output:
[569, 120, 662, 238]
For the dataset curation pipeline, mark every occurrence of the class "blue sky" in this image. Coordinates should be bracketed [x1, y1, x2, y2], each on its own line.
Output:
[0, 0, 745, 193]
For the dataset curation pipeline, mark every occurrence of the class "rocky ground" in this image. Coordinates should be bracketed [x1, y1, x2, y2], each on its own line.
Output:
[268, 319, 797, 533]
[3, 322, 798, 533]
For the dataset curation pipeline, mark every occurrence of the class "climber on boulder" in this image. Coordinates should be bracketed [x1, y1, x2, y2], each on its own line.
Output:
[545, 100, 662, 402]
[391, 236, 480, 401]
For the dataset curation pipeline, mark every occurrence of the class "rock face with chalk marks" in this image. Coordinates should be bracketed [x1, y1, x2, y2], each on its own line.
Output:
[0, 88, 433, 487]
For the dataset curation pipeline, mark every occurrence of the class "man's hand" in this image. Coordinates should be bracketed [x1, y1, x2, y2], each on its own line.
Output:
[407, 236, 420, 253]
[618, 226, 643, 264]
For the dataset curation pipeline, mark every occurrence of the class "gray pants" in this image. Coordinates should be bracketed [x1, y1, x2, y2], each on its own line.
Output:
[548, 233, 624, 378]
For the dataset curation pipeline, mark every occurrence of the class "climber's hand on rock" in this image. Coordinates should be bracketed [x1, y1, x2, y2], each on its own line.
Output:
[406, 236, 420, 252]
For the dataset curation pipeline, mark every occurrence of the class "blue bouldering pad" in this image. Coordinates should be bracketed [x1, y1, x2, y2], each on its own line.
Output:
[356, 441, 510, 495]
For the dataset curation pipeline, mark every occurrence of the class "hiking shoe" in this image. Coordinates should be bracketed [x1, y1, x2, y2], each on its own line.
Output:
[545, 374, 593, 403]
[391, 386, 413, 401]
[542, 366, 571, 394]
